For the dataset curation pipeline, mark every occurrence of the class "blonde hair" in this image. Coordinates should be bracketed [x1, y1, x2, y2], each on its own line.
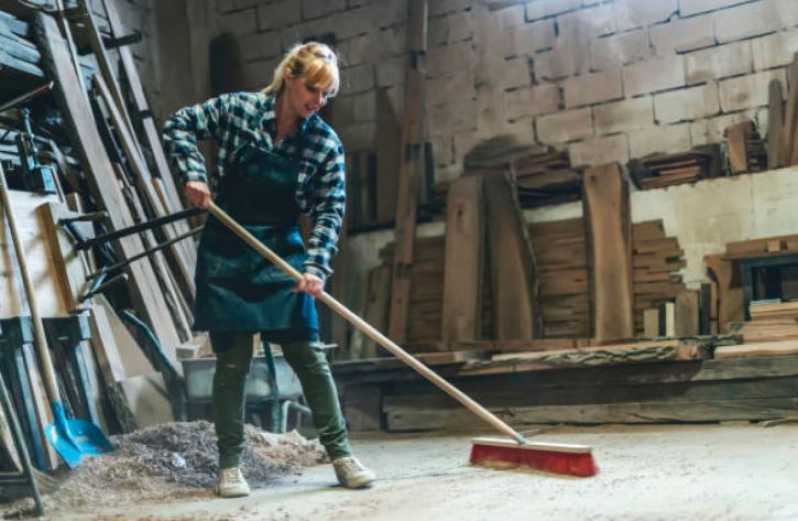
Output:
[263, 42, 340, 97]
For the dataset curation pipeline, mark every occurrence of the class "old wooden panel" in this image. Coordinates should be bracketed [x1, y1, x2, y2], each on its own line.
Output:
[441, 176, 484, 343]
[583, 163, 634, 341]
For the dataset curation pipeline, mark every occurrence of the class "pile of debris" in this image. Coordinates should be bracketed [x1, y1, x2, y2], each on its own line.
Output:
[1, 421, 327, 516]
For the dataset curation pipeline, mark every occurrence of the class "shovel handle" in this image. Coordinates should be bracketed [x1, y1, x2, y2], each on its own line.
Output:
[208, 202, 526, 444]
[0, 165, 62, 404]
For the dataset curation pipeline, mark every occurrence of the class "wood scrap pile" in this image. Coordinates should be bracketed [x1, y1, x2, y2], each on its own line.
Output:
[627, 144, 721, 189]
[0, 1, 200, 478]
[510, 147, 582, 207]
[373, 217, 687, 350]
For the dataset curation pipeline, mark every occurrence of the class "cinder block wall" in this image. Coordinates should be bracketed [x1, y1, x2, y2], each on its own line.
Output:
[207, 0, 797, 183]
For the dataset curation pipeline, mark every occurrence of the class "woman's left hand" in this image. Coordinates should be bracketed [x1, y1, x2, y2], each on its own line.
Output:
[294, 272, 324, 298]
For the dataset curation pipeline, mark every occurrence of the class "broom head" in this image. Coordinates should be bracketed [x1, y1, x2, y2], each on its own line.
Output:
[470, 437, 598, 477]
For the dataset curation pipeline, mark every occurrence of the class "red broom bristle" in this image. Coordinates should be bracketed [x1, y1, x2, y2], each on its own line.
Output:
[470, 442, 598, 477]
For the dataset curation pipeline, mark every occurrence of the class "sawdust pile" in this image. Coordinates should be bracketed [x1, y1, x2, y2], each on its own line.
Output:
[1, 421, 327, 518]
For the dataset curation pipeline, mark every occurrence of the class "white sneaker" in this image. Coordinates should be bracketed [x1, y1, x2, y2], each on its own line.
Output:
[215, 466, 251, 498]
[333, 456, 376, 489]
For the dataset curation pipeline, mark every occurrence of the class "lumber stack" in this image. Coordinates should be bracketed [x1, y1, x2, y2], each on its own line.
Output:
[628, 144, 721, 190]
[632, 221, 688, 335]
[511, 147, 582, 207]
[740, 301, 798, 343]
[378, 218, 687, 346]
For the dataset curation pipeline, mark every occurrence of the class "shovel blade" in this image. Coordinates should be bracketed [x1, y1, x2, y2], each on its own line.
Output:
[46, 403, 114, 468]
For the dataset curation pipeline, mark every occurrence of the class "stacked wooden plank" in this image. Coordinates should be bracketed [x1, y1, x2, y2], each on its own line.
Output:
[740, 301, 798, 343]
[633, 221, 688, 335]
[628, 144, 721, 189]
[0, 9, 42, 80]
[511, 147, 582, 207]
[377, 217, 686, 347]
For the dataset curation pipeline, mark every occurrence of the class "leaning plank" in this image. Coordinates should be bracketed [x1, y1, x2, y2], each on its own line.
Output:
[101, 0, 197, 272]
[767, 79, 785, 170]
[483, 173, 541, 339]
[36, 13, 181, 362]
[38, 202, 89, 313]
[441, 175, 484, 343]
[583, 163, 634, 341]
[388, 0, 428, 343]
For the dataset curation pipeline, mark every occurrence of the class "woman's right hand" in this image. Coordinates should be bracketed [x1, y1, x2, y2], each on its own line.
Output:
[184, 181, 212, 209]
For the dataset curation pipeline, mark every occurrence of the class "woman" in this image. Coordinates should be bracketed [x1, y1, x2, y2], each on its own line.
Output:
[163, 42, 374, 497]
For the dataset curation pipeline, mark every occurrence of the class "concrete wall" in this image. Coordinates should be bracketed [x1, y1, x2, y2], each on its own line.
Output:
[199, 0, 798, 182]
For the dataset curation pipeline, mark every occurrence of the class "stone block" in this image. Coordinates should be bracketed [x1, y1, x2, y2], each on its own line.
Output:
[629, 124, 691, 157]
[342, 63, 375, 94]
[752, 29, 798, 71]
[689, 110, 758, 145]
[449, 12, 475, 42]
[427, 41, 473, 79]
[497, 4, 525, 29]
[430, 97, 479, 135]
[427, 70, 476, 108]
[685, 40, 753, 85]
[680, 0, 753, 17]
[330, 7, 376, 40]
[719, 69, 787, 111]
[218, 8, 258, 36]
[654, 84, 720, 124]
[503, 84, 561, 118]
[429, 0, 471, 16]
[301, 0, 345, 20]
[501, 117, 537, 144]
[258, 0, 301, 31]
[330, 95, 356, 127]
[376, 56, 404, 87]
[369, 0, 407, 29]
[591, 30, 652, 70]
[534, 41, 590, 81]
[593, 97, 654, 135]
[650, 15, 715, 55]
[430, 134, 454, 165]
[623, 55, 686, 96]
[239, 30, 283, 62]
[614, 0, 677, 32]
[352, 91, 376, 122]
[429, 16, 450, 48]
[511, 20, 557, 56]
[569, 134, 630, 167]
[243, 57, 281, 90]
[564, 69, 624, 108]
[559, 4, 617, 39]
[542, 0, 582, 17]
[498, 57, 531, 90]
[536, 108, 593, 144]
[714, 1, 783, 44]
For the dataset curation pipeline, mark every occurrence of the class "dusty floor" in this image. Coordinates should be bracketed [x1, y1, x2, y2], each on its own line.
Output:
[6, 422, 798, 521]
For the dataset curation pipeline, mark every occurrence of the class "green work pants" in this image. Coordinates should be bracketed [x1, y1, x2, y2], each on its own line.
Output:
[210, 331, 352, 469]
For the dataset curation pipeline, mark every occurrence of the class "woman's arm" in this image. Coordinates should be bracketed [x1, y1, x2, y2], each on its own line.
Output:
[305, 141, 346, 282]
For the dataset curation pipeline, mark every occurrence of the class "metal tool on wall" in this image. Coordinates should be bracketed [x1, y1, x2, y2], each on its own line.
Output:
[0, 163, 113, 468]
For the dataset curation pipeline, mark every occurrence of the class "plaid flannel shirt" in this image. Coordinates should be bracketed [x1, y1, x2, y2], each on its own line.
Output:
[162, 91, 346, 280]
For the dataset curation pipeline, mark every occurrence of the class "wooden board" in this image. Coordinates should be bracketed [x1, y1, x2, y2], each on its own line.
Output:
[94, 295, 156, 380]
[0, 190, 68, 318]
[36, 13, 181, 362]
[715, 340, 798, 359]
[767, 79, 785, 170]
[583, 164, 634, 341]
[725, 121, 752, 174]
[441, 175, 484, 343]
[675, 290, 700, 337]
[388, 0, 428, 343]
[484, 173, 540, 339]
[38, 202, 90, 313]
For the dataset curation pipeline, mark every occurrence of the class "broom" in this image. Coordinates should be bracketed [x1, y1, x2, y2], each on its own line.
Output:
[208, 202, 598, 478]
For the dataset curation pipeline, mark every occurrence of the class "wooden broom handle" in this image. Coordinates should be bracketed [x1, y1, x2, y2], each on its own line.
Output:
[208, 202, 526, 444]
[0, 165, 62, 403]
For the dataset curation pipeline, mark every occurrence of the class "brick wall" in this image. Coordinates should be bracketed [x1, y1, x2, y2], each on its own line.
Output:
[183, 0, 797, 181]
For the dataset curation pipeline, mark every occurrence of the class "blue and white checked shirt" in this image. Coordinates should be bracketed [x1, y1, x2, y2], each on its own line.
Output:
[162, 91, 346, 280]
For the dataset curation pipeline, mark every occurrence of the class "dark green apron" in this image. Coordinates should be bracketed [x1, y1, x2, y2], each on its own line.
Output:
[193, 142, 319, 343]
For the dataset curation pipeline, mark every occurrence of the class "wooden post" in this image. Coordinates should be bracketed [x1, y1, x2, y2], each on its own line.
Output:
[388, 0, 428, 343]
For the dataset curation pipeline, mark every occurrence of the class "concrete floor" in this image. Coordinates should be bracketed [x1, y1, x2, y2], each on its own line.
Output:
[44, 423, 798, 521]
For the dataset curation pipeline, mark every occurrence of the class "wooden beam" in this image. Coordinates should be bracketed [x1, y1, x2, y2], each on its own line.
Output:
[767, 79, 785, 170]
[441, 176, 484, 343]
[388, 0, 428, 343]
[583, 163, 634, 341]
